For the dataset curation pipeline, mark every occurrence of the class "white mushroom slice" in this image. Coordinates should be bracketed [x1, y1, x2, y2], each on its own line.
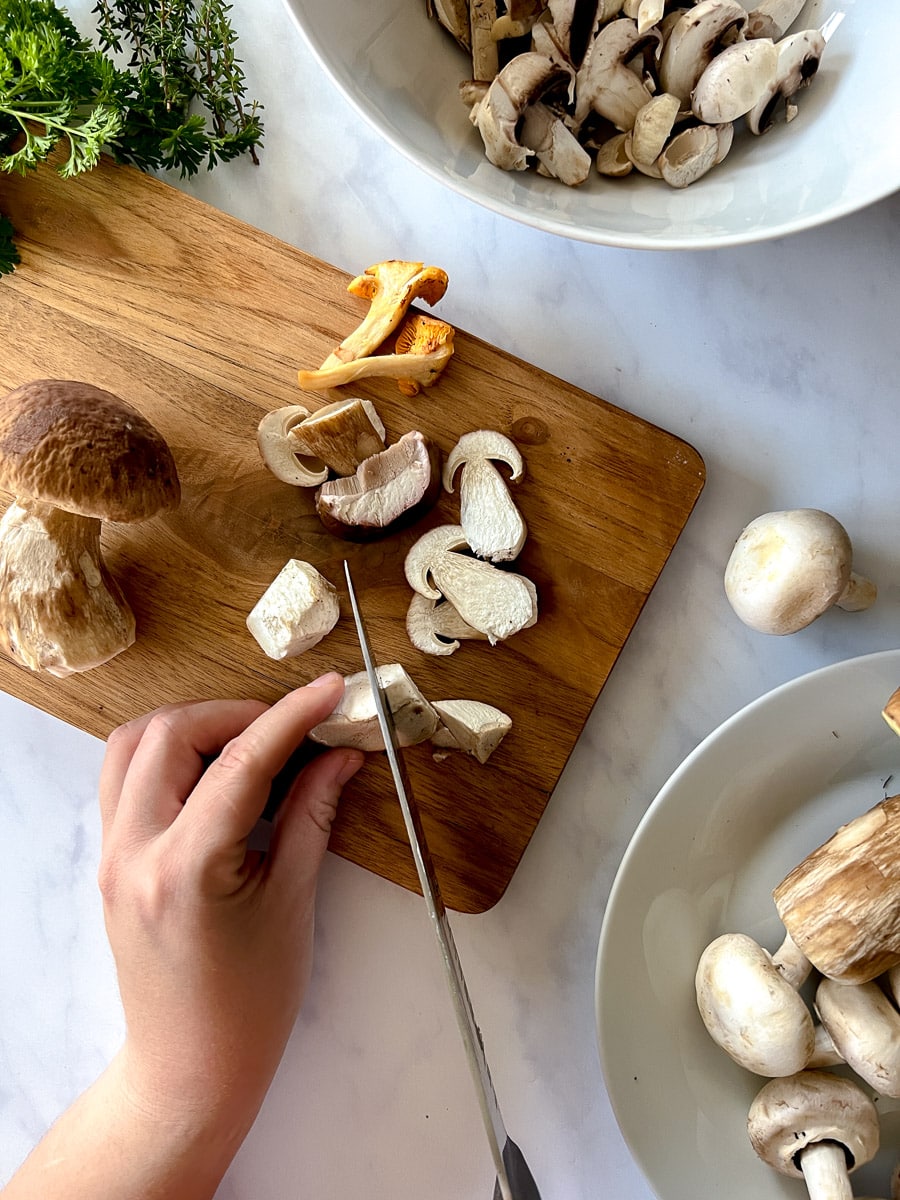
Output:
[256, 406, 330, 487]
[429, 0, 472, 50]
[406, 593, 487, 656]
[635, 0, 664, 36]
[574, 18, 661, 132]
[745, 0, 806, 41]
[595, 131, 634, 176]
[714, 120, 734, 163]
[431, 699, 512, 763]
[471, 52, 571, 171]
[746, 28, 828, 135]
[246, 560, 339, 660]
[315, 430, 441, 541]
[443, 430, 526, 562]
[624, 130, 663, 178]
[529, 19, 578, 101]
[658, 0, 748, 103]
[519, 101, 592, 185]
[658, 123, 720, 187]
[544, 0, 611, 69]
[308, 663, 439, 751]
[404, 525, 538, 644]
[290, 398, 385, 479]
[630, 91, 680, 165]
[815, 978, 900, 1098]
[691, 37, 778, 123]
[470, 0, 500, 80]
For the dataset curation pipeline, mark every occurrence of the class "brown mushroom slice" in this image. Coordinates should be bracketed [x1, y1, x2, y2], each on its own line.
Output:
[0, 379, 180, 677]
[470, 0, 500, 80]
[256, 405, 329, 486]
[246, 560, 340, 660]
[774, 794, 900, 984]
[289, 398, 385, 478]
[470, 52, 572, 171]
[815, 977, 900, 1098]
[315, 430, 442, 541]
[443, 429, 527, 562]
[316, 260, 449, 372]
[430, 699, 512, 763]
[308, 663, 439, 751]
[406, 593, 488, 656]
[404, 524, 538, 644]
[392, 313, 456, 396]
[748, 1070, 879, 1200]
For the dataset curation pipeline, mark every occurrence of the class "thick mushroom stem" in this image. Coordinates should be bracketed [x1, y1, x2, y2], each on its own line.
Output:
[771, 931, 813, 988]
[0, 500, 135, 677]
[800, 1141, 854, 1200]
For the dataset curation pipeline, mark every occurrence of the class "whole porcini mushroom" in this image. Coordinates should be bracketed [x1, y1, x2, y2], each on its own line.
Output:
[724, 509, 877, 635]
[0, 379, 180, 677]
[747, 1070, 879, 1200]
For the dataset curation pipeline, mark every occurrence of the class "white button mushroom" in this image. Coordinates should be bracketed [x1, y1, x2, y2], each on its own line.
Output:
[748, 1070, 880, 1200]
[724, 509, 877, 635]
[246, 560, 340, 660]
[815, 977, 900, 1098]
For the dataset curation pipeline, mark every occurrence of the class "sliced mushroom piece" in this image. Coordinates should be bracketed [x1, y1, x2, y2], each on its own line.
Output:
[470, 52, 572, 171]
[492, 0, 544, 43]
[406, 592, 488, 656]
[315, 430, 442, 541]
[470, 0, 500, 80]
[545, 0, 608, 69]
[519, 101, 593, 185]
[405, 524, 538, 644]
[318, 260, 449, 371]
[745, 0, 806, 41]
[427, 0, 472, 51]
[283, 398, 385, 479]
[309, 663, 439, 751]
[595, 130, 634, 175]
[815, 977, 900, 1098]
[430, 699, 512, 763]
[746, 27, 828, 135]
[635, 0, 664, 37]
[658, 123, 720, 187]
[529, 19, 579, 101]
[574, 18, 662, 132]
[691, 36, 779, 124]
[748, 1071, 880, 1199]
[392, 313, 457, 396]
[443, 429, 527, 562]
[658, 0, 748, 103]
[630, 91, 680, 165]
[256, 405, 329, 487]
[246, 560, 340, 660]
[624, 130, 663, 177]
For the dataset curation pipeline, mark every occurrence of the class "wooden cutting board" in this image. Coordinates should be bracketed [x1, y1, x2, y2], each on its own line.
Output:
[0, 155, 705, 913]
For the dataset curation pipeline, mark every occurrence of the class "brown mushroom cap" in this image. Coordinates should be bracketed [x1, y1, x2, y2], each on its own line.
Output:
[0, 380, 180, 522]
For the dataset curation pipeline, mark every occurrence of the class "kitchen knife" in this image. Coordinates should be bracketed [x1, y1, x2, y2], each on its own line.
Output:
[343, 561, 541, 1200]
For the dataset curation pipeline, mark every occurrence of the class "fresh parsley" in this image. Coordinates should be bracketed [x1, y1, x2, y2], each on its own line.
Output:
[0, 0, 263, 273]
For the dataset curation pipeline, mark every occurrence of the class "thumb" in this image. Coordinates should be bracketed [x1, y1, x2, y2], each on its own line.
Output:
[268, 747, 365, 898]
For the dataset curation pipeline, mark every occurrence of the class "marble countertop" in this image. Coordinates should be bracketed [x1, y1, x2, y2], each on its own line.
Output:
[2, 3, 899, 1197]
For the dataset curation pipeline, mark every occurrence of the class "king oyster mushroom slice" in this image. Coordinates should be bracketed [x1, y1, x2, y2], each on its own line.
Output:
[246, 560, 339, 660]
[430, 699, 513, 763]
[405, 525, 538, 645]
[691, 36, 779, 124]
[290, 398, 386, 478]
[406, 592, 487, 656]
[309, 664, 439, 751]
[315, 430, 441, 541]
[470, 51, 572, 171]
[256, 405, 329, 487]
[443, 430, 527, 562]
[519, 101, 592, 185]
[746, 25, 829, 136]
[574, 17, 662, 133]
[658, 0, 748, 104]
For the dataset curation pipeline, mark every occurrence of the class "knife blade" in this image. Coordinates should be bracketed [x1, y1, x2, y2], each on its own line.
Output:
[343, 561, 541, 1200]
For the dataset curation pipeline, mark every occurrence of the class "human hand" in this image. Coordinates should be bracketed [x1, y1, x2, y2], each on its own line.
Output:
[96, 672, 364, 1150]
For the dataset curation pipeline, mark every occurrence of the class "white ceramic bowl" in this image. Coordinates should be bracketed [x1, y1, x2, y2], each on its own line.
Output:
[283, 0, 900, 250]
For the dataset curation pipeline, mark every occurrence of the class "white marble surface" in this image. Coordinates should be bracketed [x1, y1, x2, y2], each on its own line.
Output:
[2, 3, 900, 1197]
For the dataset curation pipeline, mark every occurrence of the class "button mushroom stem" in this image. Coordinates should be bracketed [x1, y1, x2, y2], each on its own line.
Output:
[798, 1141, 854, 1200]
[771, 930, 813, 988]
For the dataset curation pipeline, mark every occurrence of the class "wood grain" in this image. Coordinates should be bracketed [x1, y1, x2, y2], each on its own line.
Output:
[0, 155, 705, 912]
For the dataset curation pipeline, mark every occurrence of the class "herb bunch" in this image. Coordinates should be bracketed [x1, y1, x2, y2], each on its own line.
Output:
[0, 0, 263, 273]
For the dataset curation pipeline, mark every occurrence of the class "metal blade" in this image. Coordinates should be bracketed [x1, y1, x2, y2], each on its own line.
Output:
[343, 562, 538, 1200]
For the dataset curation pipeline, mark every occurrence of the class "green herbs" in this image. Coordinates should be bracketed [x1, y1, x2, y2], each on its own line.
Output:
[0, 0, 263, 272]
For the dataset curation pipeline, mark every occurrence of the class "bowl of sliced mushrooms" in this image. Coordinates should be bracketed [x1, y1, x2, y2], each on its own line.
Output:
[282, 0, 900, 249]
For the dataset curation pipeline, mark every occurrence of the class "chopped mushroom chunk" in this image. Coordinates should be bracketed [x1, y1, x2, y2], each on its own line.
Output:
[308, 663, 439, 750]
[246, 560, 340, 660]
[430, 698, 512, 762]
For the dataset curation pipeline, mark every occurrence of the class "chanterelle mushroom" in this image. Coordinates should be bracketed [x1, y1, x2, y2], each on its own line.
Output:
[308, 663, 439, 751]
[747, 1071, 879, 1200]
[246, 560, 340, 660]
[0, 379, 180, 677]
[443, 429, 527, 562]
[724, 509, 877, 635]
[299, 316, 455, 395]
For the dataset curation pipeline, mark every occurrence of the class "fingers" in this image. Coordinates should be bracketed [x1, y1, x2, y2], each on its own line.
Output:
[268, 746, 365, 901]
[178, 673, 348, 853]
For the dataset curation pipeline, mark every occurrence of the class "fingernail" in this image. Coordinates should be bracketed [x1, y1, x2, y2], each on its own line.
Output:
[336, 749, 365, 785]
[308, 671, 342, 689]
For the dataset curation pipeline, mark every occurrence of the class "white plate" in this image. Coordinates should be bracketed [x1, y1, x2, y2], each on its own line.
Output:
[596, 649, 900, 1200]
[282, 1, 900, 250]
